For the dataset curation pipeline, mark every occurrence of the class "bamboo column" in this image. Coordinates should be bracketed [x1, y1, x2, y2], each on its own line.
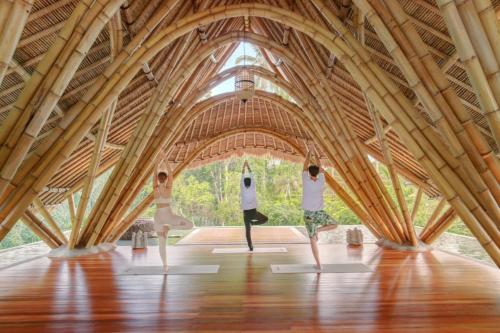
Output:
[366, 96, 417, 245]
[0, 0, 126, 200]
[420, 207, 457, 244]
[420, 198, 447, 236]
[0, 0, 182, 243]
[411, 187, 424, 221]
[0, 0, 34, 86]
[357, 0, 500, 218]
[437, 0, 500, 147]
[67, 195, 76, 229]
[32, 197, 67, 243]
[21, 210, 63, 249]
[71, 13, 123, 249]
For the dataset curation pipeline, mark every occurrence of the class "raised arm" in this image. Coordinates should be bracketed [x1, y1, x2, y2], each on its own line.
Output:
[303, 150, 311, 171]
[242, 160, 247, 174]
[165, 162, 173, 188]
[313, 152, 324, 173]
[246, 161, 252, 173]
[153, 165, 159, 191]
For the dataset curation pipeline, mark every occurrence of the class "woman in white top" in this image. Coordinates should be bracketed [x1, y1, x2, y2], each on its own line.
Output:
[240, 160, 268, 251]
[154, 152, 193, 272]
[302, 151, 338, 269]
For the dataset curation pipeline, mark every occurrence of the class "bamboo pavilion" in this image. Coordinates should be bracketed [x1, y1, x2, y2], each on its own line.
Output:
[0, 1, 499, 332]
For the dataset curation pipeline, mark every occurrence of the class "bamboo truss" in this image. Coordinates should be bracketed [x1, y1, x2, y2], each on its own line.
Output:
[0, 1, 499, 266]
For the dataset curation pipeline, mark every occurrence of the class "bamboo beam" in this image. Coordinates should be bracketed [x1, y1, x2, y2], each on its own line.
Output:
[366, 96, 417, 245]
[71, 13, 123, 249]
[420, 207, 457, 244]
[420, 197, 447, 236]
[0, 0, 34, 86]
[411, 186, 424, 221]
[68, 194, 76, 229]
[437, 0, 500, 147]
[32, 197, 68, 243]
[21, 210, 63, 249]
[0, 0, 126, 201]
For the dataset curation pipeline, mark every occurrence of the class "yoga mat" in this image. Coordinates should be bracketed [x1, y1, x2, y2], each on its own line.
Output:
[271, 263, 372, 274]
[212, 247, 288, 254]
[177, 226, 309, 245]
[120, 265, 219, 275]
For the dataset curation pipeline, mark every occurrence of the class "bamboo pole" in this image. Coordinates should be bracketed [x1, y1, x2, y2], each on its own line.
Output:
[71, 13, 123, 249]
[0, 0, 34, 86]
[319, 0, 500, 228]
[67, 194, 76, 229]
[437, 0, 500, 147]
[22, 210, 62, 249]
[420, 207, 457, 244]
[360, 0, 500, 212]
[411, 187, 424, 222]
[32, 197, 67, 243]
[366, 96, 417, 245]
[0, 0, 126, 201]
[420, 197, 447, 236]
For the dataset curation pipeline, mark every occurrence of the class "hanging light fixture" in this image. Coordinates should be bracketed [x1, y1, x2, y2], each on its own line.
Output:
[235, 30, 255, 103]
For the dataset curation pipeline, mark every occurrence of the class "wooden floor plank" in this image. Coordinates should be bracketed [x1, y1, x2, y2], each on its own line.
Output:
[0, 243, 498, 332]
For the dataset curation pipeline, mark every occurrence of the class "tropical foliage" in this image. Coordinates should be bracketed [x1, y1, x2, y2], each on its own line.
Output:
[0, 156, 473, 250]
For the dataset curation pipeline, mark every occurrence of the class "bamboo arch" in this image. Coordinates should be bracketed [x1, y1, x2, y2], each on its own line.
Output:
[0, 3, 498, 264]
[83, 31, 421, 247]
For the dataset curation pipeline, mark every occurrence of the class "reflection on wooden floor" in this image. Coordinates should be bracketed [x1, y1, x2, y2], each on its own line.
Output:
[0, 243, 499, 332]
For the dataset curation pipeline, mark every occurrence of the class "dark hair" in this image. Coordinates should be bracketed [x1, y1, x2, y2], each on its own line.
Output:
[243, 177, 251, 188]
[157, 172, 167, 178]
[308, 165, 320, 177]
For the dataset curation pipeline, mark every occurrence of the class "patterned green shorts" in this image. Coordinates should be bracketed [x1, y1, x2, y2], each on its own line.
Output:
[304, 210, 338, 238]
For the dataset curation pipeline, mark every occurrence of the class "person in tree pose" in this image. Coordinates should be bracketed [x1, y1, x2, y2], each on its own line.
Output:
[302, 150, 338, 269]
[153, 152, 193, 272]
[240, 160, 268, 251]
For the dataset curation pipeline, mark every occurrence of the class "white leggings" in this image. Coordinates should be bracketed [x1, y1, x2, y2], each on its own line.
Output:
[154, 207, 193, 267]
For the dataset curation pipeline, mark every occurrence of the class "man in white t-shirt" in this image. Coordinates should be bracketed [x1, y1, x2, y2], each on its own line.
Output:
[302, 151, 338, 269]
[240, 160, 268, 251]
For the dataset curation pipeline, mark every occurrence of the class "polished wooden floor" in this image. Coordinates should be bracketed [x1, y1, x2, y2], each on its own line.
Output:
[0, 237, 499, 332]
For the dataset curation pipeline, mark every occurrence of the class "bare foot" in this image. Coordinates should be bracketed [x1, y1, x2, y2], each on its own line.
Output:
[314, 264, 322, 271]
[163, 265, 169, 273]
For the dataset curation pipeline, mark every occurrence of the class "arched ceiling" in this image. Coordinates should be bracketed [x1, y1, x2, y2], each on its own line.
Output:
[4, 1, 495, 203]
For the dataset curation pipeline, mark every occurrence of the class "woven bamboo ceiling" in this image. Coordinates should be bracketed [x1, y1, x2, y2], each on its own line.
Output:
[0, 0, 499, 264]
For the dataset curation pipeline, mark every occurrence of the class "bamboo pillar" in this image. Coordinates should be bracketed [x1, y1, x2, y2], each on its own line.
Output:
[437, 0, 500, 147]
[21, 210, 63, 249]
[0, 0, 126, 201]
[68, 195, 76, 229]
[71, 13, 123, 249]
[420, 207, 457, 244]
[32, 197, 67, 243]
[0, 0, 34, 86]
[411, 187, 424, 221]
[366, 96, 417, 245]
[420, 198, 447, 236]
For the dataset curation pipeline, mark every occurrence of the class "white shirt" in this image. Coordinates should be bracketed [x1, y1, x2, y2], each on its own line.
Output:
[302, 171, 325, 211]
[240, 173, 257, 210]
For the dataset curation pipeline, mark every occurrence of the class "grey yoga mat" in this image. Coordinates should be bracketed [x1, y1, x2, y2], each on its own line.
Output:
[271, 263, 372, 274]
[120, 265, 219, 275]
